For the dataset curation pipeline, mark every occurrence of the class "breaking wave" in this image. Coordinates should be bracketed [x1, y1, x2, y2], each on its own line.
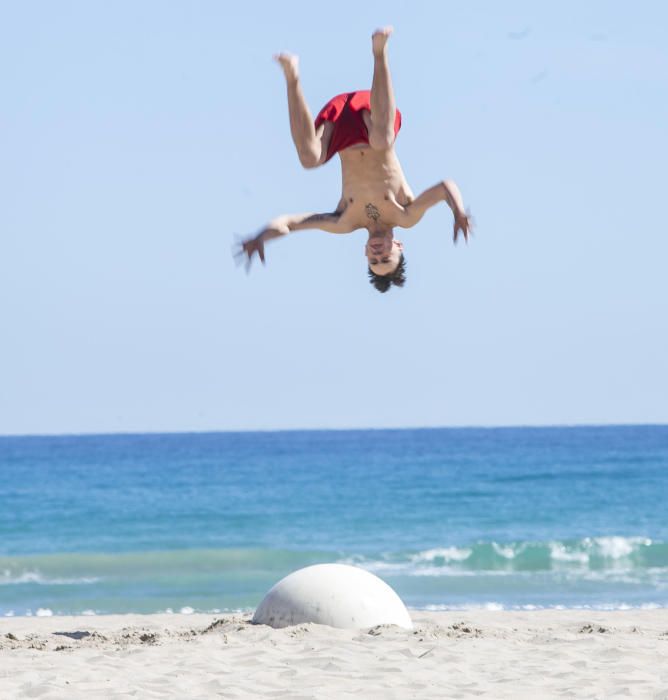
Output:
[340, 536, 667, 576]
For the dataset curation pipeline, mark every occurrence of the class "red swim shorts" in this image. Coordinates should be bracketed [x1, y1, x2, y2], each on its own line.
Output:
[314, 90, 402, 163]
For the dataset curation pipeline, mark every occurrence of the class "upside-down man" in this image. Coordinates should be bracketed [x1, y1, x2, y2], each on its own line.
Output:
[238, 27, 472, 293]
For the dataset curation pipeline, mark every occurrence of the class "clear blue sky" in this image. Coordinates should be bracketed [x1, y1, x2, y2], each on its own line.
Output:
[1, 1, 666, 434]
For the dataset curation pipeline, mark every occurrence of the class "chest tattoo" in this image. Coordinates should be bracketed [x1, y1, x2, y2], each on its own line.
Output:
[365, 203, 381, 221]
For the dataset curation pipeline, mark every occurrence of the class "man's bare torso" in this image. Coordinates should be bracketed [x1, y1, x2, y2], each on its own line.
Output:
[333, 123, 414, 233]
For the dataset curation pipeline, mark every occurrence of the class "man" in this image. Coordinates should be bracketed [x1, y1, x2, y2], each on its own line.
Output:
[238, 27, 472, 293]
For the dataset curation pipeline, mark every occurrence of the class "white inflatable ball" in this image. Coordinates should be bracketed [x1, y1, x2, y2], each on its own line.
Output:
[252, 563, 412, 630]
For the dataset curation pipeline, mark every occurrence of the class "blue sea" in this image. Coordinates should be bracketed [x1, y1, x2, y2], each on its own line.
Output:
[1, 426, 667, 617]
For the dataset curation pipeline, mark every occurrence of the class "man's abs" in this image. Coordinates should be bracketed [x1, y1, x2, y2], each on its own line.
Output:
[338, 146, 414, 227]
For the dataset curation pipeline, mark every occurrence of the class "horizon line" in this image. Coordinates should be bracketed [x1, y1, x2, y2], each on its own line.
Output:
[1, 421, 667, 440]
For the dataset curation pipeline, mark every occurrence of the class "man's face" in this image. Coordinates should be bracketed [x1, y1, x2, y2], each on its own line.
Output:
[365, 235, 404, 276]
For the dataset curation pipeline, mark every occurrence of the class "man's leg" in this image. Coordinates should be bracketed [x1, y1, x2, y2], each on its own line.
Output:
[275, 54, 330, 169]
[368, 27, 396, 150]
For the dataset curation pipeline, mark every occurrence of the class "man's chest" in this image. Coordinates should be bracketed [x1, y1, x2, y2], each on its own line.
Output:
[339, 188, 411, 228]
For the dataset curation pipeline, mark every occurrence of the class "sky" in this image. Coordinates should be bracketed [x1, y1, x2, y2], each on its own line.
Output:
[1, 1, 667, 435]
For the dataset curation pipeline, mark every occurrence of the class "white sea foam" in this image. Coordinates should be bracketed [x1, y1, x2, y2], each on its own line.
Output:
[418, 601, 668, 612]
[180, 606, 194, 615]
[411, 547, 473, 563]
[590, 536, 652, 558]
[81, 609, 97, 616]
[0, 569, 99, 586]
[423, 602, 507, 611]
[344, 561, 521, 578]
[355, 560, 407, 573]
[577, 570, 640, 584]
[548, 536, 653, 567]
[338, 547, 474, 575]
[4, 610, 15, 617]
[407, 567, 519, 578]
[36, 608, 53, 617]
[549, 543, 589, 564]
[492, 543, 518, 559]
[335, 558, 410, 576]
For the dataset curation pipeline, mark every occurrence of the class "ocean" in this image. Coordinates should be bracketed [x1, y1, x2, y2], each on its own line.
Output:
[1, 426, 667, 617]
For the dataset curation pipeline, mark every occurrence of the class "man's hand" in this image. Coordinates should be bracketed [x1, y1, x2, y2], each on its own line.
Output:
[233, 211, 354, 273]
[453, 210, 473, 244]
[234, 235, 265, 271]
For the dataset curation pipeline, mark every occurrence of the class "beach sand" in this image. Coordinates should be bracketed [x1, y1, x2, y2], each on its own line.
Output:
[2, 610, 667, 698]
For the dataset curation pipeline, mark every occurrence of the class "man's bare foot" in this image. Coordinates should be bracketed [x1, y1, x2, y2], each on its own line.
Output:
[274, 53, 299, 83]
[372, 26, 393, 56]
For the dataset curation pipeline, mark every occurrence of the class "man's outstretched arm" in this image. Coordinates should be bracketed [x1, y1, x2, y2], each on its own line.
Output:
[399, 180, 472, 242]
[236, 211, 355, 268]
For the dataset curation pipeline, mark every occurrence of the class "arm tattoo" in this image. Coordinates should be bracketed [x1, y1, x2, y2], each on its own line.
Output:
[442, 182, 453, 208]
[304, 212, 338, 224]
[365, 203, 381, 221]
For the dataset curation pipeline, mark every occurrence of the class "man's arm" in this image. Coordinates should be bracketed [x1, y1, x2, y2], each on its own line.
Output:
[399, 180, 472, 242]
[237, 211, 356, 268]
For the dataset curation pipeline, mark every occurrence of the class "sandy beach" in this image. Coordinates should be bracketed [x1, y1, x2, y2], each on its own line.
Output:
[2, 609, 667, 698]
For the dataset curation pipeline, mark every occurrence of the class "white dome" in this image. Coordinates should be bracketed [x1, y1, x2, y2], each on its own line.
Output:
[252, 563, 413, 630]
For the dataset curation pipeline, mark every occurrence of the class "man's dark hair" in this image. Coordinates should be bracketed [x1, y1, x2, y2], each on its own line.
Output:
[367, 254, 406, 293]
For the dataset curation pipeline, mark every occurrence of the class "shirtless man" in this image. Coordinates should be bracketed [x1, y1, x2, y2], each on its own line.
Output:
[238, 27, 472, 293]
